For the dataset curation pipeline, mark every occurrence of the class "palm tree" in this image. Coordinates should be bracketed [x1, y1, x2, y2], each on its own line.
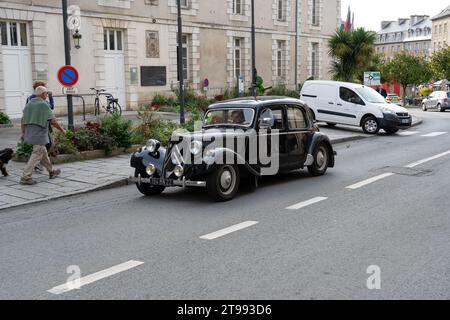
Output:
[328, 28, 376, 82]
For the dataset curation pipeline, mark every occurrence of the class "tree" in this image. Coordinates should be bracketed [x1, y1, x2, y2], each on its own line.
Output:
[430, 46, 450, 80]
[328, 28, 376, 82]
[383, 53, 431, 106]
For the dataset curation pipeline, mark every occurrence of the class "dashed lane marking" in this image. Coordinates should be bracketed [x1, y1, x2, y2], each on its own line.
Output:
[405, 150, 450, 168]
[421, 132, 448, 137]
[346, 173, 395, 190]
[286, 197, 328, 211]
[200, 221, 259, 240]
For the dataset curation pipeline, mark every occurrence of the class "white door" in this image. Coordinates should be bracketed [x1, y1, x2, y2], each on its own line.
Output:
[104, 29, 126, 107]
[1, 21, 32, 118]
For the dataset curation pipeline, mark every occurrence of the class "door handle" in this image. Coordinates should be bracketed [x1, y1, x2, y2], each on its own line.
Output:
[328, 102, 334, 105]
[337, 103, 343, 106]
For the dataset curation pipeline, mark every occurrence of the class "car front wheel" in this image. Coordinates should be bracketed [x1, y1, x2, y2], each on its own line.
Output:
[207, 165, 240, 202]
[422, 103, 427, 111]
[308, 143, 329, 177]
[134, 169, 165, 196]
[362, 116, 380, 134]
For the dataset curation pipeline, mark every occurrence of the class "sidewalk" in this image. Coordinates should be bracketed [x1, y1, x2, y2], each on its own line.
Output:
[0, 114, 422, 211]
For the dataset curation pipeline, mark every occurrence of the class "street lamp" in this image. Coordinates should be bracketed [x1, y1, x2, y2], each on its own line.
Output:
[72, 29, 82, 49]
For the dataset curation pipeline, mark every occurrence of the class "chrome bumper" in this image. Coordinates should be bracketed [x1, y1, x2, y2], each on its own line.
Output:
[128, 176, 207, 188]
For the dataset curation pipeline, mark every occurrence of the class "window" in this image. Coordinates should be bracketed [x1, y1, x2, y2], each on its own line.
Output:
[287, 107, 306, 130]
[276, 40, 285, 78]
[0, 21, 28, 47]
[260, 108, 284, 129]
[312, 0, 319, 25]
[340, 87, 364, 105]
[277, 0, 286, 21]
[181, 0, 189, 8]
[234, 38, 243, 78]
[104, 29, 123, 51]
[182, 34, 189, 81]
[311, 43, 319, 79]
[233, 0, 243, 15]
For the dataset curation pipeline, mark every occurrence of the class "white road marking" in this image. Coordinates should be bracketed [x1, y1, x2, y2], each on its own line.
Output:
[200, 221, 259, 240]
[405, 150, 450, 168]
[421, 132, 448, 137]
[398, 131, 419, 136]
[346, 173, 395, 190]
[47, 260, 144, 295]
[286, 197, 328, 211]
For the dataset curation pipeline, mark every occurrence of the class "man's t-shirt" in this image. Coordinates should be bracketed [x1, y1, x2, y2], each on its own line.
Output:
[24, 123, 52, 145]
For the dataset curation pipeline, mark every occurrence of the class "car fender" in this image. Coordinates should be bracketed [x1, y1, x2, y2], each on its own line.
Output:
[307, 133, 335, 168]
[130, 147, 167, 176]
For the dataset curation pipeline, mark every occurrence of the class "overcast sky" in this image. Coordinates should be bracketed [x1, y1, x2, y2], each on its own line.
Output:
[341, 0, 449, 31]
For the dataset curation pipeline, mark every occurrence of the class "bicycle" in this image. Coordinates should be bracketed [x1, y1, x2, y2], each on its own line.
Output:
[90, 88, 122, 116]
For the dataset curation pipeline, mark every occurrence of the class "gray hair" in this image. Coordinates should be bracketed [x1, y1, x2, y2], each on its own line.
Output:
[35, 86, 48, 96]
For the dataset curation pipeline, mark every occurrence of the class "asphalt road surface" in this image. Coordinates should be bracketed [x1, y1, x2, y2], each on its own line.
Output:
[1, 109, 449, 300]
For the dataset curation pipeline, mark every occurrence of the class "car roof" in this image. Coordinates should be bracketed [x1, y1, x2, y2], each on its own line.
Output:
[302, 80, 371, 90]
[207, 96, 307, 110]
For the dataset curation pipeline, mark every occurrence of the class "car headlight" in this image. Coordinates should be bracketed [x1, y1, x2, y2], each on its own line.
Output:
[145, 164, 156, 176]
[382, 107, 396, 115]
[174, 165, 184, 177]
[146, 139, 160, 153]
[190, 141, 202, 156]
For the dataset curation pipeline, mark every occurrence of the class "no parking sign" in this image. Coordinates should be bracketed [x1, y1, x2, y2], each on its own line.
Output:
[57, 65, 79, 87]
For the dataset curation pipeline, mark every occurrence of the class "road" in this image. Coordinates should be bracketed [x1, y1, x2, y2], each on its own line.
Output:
[0, 109, 449, 300]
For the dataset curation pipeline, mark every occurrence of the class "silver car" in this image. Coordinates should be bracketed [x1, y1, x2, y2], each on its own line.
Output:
[422, 91, 450, 112]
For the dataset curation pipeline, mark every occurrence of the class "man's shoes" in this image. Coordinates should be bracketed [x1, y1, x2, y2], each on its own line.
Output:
[49, 169, 61, 179]
[20, 178, 37, 185]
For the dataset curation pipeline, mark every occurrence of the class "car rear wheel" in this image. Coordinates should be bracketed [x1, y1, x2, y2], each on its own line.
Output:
[422, 103, 427, 111]
[437, 104, 444, 112]
[362, 116, 380, 135]
[207, 165, 240, 202]
[308, 143, 329, 177]
[134, 169, 165, 196]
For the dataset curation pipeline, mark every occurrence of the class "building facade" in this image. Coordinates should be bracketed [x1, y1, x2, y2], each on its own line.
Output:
[375, 15, 432, 60]
[0, 0, 340, 118]
[431, 5, 450, 52]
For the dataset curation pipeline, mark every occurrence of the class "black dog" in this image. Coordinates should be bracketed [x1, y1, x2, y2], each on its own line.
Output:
[0, 148, 14, 177]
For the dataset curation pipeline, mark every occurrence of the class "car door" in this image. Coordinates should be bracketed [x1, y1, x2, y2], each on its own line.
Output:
[285, 105, 309, 168]
[303, 83, 337, 123]
[430, 92, 439, 109]
[338, 87, 365, 125]
[258, 106, 289, 171]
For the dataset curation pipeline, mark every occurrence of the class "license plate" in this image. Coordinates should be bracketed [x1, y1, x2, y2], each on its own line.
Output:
[149, 178, 174, 186]
[401, 119, 410, 124]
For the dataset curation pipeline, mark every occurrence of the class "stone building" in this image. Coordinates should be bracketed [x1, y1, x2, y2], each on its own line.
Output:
[375, 15, 432, 60]
[0, 0, 341, 118]
[431, 5, 450, 52]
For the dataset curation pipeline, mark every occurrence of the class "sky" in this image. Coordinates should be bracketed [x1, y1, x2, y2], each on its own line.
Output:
[341, 0, 450, 31]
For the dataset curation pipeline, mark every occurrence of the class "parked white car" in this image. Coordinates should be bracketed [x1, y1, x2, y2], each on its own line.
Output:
[300, 81, 412, 134]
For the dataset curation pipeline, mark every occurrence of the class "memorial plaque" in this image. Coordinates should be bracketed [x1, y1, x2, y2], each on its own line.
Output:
[140, 66, 166, 86]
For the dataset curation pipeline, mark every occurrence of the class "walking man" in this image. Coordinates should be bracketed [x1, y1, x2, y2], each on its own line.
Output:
[20, 86, 65, 185]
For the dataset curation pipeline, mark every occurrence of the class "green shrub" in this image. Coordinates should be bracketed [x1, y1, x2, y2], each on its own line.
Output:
[16, 141, 33, 158]
[152, 93, 168, 106]
[267, 85, 300, 98]
[0, 112, 11, 124]
[55, 131, 78, 155]
[100, 113, 133, 149]
[74, 128, 104, 152]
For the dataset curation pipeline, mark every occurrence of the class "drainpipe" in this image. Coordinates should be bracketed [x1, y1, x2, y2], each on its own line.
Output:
[62, 0, 74, 131]
[295, 0, 299, 90]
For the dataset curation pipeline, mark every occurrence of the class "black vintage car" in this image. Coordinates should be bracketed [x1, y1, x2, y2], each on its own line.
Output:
[129, 97, 336, 201]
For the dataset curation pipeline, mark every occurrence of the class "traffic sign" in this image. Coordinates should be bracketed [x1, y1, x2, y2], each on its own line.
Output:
[62, 86, 78, 95]
[364, 71, 381, 86]
[58, 65, 79, 87]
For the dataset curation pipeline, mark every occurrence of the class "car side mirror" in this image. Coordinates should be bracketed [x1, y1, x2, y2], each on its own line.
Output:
[259, 117, 274, 129]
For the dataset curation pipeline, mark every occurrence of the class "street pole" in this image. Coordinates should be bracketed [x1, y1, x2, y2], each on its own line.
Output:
[177, 0, 185, 125]
[294, 0, 298, 91]
[251, 0, 256, 98]
[62, 0, 74, 131]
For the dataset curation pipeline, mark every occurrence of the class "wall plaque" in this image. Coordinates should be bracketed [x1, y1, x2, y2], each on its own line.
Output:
[140, 66, 166, 86]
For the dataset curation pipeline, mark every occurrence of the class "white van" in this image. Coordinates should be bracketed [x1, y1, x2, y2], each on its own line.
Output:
[300, 80, 412, 134]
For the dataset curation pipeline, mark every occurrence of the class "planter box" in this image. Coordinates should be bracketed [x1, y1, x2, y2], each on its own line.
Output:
[13, 144, 141, 164]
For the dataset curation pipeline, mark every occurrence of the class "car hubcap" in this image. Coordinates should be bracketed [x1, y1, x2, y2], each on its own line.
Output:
[316, 147, 327, 171]
[219, 166, 236, 195]
[365, 120, 378, 133]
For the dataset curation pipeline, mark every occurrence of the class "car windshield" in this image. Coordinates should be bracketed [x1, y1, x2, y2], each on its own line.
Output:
[203, 108, 255, 127]
[355, 87, 387, 104]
